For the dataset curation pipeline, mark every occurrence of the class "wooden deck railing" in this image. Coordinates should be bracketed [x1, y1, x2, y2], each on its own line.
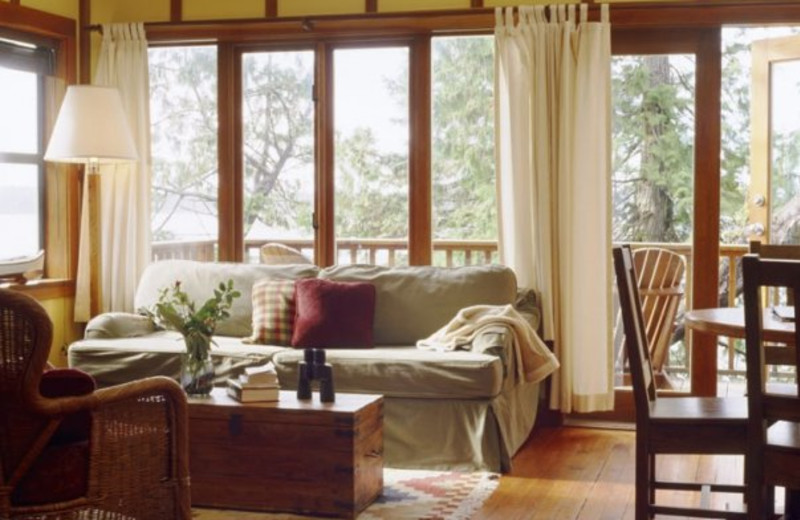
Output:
[152, 238, 500, 267]
[151, 238, 751, 382]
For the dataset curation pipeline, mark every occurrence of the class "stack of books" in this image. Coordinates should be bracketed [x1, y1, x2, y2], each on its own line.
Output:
[227, 363, 280, 402]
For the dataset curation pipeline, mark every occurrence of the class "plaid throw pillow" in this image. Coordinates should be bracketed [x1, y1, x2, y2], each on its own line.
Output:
[244, 279, 296, 345]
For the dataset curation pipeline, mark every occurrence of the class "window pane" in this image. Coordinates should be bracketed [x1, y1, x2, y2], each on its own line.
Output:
[611, 54, 696, 390]
[149, 46, 218, 262]
[242, 51, 315, 264]
[769, 60, 800, 245]
[334, 47, 409, 266]
[431, 35, 497, 267]
[612, 55, 696, 244]
[0, 164, 40, 260]
[0, 67, 38, 154]
[720, 27, 800, 246]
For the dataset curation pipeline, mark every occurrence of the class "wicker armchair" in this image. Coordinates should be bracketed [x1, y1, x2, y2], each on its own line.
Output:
[0, 289, 191, 519]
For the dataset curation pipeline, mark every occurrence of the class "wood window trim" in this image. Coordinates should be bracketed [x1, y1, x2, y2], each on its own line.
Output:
[1, 2, 78, 285]
[136, 2, 800, 45]
[0, 279, 75, 301]
[409, 36, 431, 266]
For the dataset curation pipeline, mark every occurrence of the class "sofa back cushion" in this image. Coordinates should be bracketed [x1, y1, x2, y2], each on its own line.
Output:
[319, 264, 517, 345]
[135, 260, 319, 337]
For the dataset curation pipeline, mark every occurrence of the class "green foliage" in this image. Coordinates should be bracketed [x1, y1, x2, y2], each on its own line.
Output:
[145, 280, 241, 341]
[612, 55, 694, 243]
[431, 36, 496, 240]
[335, 128, 408, 238]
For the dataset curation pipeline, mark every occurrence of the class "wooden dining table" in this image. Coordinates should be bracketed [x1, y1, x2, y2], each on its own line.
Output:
[685, 306, 796, 345]
[685, 305, 799, 517]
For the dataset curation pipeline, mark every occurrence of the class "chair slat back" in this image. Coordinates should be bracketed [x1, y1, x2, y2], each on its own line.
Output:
[743, 254, 800, 422]
[614, 246, 658, 419]
[613, 248, 685, 387]
[749, 241, 800, 305]
[633, 248, 685, 370]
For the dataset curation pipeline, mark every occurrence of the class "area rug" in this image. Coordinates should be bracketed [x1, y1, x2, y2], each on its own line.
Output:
[193, 468, 499, 520]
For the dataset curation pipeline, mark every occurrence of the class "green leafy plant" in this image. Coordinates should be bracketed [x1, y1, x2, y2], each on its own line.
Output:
[146, 280, 241, 360]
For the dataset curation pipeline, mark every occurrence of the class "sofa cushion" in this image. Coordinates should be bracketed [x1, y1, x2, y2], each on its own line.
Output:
[292, 279, 376, 348]
[134, 260, 319, 337]
[272, 346, 503, 399]
[69, 332, 287, 388]
[320, 264, 517, 345]
[245, 279, 296, 345]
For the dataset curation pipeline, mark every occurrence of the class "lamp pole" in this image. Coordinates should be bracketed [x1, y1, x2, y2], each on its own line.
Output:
[86, 159, 102, 317]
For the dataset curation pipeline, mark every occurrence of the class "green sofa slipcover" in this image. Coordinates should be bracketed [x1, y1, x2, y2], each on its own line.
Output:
[68, 259, 547, 472]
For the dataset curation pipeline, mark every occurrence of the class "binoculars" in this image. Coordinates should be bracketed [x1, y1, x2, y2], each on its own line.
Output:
[297, 348, 335, 403]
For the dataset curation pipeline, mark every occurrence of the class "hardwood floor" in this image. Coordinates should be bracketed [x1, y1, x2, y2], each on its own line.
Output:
[475, 425, 761, 520]
[198, 425, 784, 519]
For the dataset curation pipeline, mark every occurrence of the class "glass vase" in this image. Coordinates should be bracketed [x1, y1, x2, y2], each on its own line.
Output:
[180, 332, 215, 396]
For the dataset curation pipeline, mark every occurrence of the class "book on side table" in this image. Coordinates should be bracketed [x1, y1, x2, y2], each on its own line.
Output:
[226, 362, 280, 402]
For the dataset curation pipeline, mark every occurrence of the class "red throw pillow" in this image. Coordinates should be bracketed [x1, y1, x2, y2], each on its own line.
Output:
[291, 279, 376, 348]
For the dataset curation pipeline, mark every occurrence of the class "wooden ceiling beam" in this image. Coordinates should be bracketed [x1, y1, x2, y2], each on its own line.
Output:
[266, 0, 277, 18]
[171, 0, 182, 22]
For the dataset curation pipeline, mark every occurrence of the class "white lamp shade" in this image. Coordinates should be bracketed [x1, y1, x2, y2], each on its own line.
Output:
[45, 85, 138, 164]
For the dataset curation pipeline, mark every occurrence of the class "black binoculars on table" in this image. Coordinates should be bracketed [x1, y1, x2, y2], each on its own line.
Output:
[297, 348, 335, 403]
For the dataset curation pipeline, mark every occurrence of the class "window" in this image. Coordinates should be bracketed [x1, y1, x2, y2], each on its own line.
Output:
[612, 54, 696, 245]
[148, 33, 498, 267]
[149, 45, 218, 261]
[242, 50, 315, 263]
[431, 35, 497, 267]
[0, 38, 51, 262]
[334, 46, 410, 266]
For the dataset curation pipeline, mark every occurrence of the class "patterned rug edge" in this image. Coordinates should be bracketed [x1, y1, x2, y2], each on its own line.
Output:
[193, 468, 500, 520]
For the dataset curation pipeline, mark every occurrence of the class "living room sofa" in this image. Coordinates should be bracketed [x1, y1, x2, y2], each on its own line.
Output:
[68, 259, 553, 472]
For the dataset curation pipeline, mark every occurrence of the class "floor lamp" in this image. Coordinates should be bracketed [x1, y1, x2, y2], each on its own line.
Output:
[45, 85, 138, 317]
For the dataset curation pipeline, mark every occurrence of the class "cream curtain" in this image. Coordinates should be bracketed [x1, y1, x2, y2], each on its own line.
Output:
[495, 4, 613, 413]
[75, 23, 151, 320]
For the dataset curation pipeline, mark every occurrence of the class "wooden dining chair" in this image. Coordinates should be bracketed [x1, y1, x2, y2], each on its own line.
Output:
[614, 245, 748, 519]
[742, 254, 800, 520]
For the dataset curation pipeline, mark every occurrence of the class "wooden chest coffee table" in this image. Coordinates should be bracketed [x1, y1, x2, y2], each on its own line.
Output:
[187, 389, 383, 518]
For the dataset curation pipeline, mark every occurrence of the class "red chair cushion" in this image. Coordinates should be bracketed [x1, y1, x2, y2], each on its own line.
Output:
[40, 368, 96, 444]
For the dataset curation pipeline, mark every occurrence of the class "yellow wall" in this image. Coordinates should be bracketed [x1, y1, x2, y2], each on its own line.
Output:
[39, 298, 83, 367]
[7, 0, 78, 20]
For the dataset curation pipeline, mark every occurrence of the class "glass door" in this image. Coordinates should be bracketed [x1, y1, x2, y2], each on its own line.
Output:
[749, 35, 800, 246]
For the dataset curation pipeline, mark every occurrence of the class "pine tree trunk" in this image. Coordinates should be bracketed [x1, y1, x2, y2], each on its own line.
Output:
[632, 55, 678, 243]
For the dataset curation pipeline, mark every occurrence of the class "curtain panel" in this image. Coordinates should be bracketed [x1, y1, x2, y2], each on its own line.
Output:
[75, 23, 152, 320]
[495, 4, 613, 413]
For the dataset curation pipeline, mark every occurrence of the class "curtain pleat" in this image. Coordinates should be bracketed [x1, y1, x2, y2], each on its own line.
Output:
[495, 4, 614, 413]
[75, 23, 151, 320]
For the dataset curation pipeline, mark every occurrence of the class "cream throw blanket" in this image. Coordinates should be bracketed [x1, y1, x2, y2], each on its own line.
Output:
[417, 304, 559, 384]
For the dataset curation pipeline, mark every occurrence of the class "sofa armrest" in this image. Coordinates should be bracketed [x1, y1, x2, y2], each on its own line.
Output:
[85, 312, 157, 339]
[515, 288, 542, 333]
[471, 324, 512, 379]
